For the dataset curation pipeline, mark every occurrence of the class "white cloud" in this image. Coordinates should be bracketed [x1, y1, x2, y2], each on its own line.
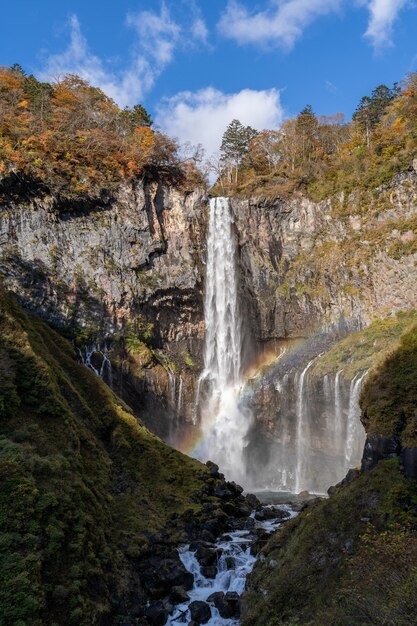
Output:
[218, 0, 342, 50]
[126, 5, 181, 66]
[39, 7, 181, 107]
[191, 17, 209, 44]
[363, 0, 408, 47]
[155, 87, 283, 156]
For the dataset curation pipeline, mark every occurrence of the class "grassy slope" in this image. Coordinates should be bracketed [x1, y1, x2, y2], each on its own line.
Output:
[0, 292, 213, 626]
[361, 324, 417, 447]
[311, 311, 417, 380]
[242, 324, 417, 626]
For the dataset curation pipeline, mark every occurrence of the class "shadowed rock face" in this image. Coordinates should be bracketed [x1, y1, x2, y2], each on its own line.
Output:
[1, 172, 417, 480]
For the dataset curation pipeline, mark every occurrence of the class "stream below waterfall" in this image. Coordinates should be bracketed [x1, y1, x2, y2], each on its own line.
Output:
[165, 501, 298, 625]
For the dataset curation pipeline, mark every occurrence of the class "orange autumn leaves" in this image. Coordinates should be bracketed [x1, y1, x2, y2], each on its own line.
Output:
[0, 67, 175, 200]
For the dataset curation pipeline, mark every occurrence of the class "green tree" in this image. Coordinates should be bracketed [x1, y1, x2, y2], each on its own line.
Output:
[353, 84, 398, 146]
[220, 119, 258, 183]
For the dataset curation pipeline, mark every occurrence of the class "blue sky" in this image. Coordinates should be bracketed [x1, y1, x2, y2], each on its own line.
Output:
[2, 1, 417, 156]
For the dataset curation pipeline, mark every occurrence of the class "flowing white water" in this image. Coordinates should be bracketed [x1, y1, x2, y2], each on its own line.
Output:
[346, 371, 367, 465]
[196, 197, 251, 484]
[294, 360, 314, 493]
[334, 369, 344, 452]
[165, 505, 296, 626]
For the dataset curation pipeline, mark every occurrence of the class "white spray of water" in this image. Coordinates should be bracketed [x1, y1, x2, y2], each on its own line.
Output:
[177, 376, 184, 415]
[79, 344, 113, 387]
[346, 371, 367, 466]
[196, 197, 251, 484]
[334, 369, 344, 450]
[294, 360, 314, 493]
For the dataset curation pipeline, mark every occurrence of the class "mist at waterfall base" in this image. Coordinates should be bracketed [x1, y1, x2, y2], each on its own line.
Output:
[178, 196, 367, 496]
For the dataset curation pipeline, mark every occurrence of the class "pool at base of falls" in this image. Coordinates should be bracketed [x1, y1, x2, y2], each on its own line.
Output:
[164, 503, 298, 625]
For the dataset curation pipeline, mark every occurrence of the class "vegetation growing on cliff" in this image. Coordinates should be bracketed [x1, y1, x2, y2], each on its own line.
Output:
[0, 290, 217, 625]
[361, 324, 417, 447]
[242, 459, 417, 626]
[242, 329, 417, 626]
[312, 311, 417, 379]
[0, 64, 203, 203]
[213, 74, 417, 199]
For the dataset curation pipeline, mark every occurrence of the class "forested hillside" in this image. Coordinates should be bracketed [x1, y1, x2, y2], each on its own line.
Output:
[0, 64, 202, 203]
[213, 76, 417, 201]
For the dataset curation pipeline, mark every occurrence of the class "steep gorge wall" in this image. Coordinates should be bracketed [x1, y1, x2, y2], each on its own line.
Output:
[232, 169, 417, 343]
[1, 171, 416, 461]
[0, 178, 207, 435]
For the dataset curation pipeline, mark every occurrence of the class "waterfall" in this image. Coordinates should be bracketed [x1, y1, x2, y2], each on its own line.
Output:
[346, 371, 367, 466]
[334, 369, 344, 452]
[294, 360, 314, 494]
[196, 197, 250, 484]
[168, 371, 176, 409]
[177, 376, 184, 415]
[79, 343, 113, 388]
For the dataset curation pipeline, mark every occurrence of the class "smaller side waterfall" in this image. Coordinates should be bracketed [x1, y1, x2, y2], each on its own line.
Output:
[294, 360, 314, 493]
[78, 343, 113, 388]
[346, 371, 368, 465]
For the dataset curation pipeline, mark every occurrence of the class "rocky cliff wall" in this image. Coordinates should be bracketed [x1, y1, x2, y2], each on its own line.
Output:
[1, 171, 416, 462]
[0, 178, 207, 433]
[231, 169, 417, 343]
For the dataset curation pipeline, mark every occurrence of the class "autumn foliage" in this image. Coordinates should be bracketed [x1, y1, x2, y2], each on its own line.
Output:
[214, 74, 417, 198]
[0, 65, 197, 201]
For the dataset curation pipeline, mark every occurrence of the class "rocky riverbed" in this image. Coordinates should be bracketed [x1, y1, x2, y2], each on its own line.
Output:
[156, 498, 299, 626]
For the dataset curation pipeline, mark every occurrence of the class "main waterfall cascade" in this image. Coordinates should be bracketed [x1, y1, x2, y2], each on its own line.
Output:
[191, 196, 367, 494]
[194, 197, 252, 485]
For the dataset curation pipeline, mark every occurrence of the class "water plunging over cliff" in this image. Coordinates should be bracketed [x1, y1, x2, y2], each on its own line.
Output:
[195, 197, 251, 484]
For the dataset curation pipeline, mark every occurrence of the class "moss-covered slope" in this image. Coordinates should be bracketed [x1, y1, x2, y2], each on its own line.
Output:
[243, 459, 417, 626]
[242, 325, 417, 626]
[0, 292, 217, 626]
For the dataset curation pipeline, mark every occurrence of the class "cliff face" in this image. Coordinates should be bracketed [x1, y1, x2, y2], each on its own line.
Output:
[1, 171, 416, 461]
[0, 178, 207, 436]
[0, 179, 206, 338]
[231, 169, 417, 343]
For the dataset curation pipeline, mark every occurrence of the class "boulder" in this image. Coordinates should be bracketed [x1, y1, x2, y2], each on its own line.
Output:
[207, 591, 240, 618]
[145, 598, 173, 625]
[189, 600, 211, 624]
[201, 565, 217, 578]
[170, 586, 189, 603]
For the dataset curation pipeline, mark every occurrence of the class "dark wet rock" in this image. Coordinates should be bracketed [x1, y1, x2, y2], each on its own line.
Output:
[201, 565, 217, 578]
[362, 434, 400, 472]
[189, 600, 211, 624]
[227, 481, 244, 495]
[170, 586, 189, 603]
[194, 544, 221, 567]
[246, 493, 261, 509]
[223, 502, 251, 518]
[145, 598, 173, 625]
[206, 461, 221, 478]
[207, 591, 240, 618]
[225, 591, 241, 617]
[142, 556, 194, 597]
[255, 508, 279, 521]
[400, 447, 417, 480]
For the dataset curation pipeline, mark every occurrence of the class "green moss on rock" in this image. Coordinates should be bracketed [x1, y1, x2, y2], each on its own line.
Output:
[242, 459, 417, 626]
[0, 292, 214, 625]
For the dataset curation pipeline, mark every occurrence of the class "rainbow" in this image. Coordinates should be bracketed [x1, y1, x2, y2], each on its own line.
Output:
[179, 341, 302, 459]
